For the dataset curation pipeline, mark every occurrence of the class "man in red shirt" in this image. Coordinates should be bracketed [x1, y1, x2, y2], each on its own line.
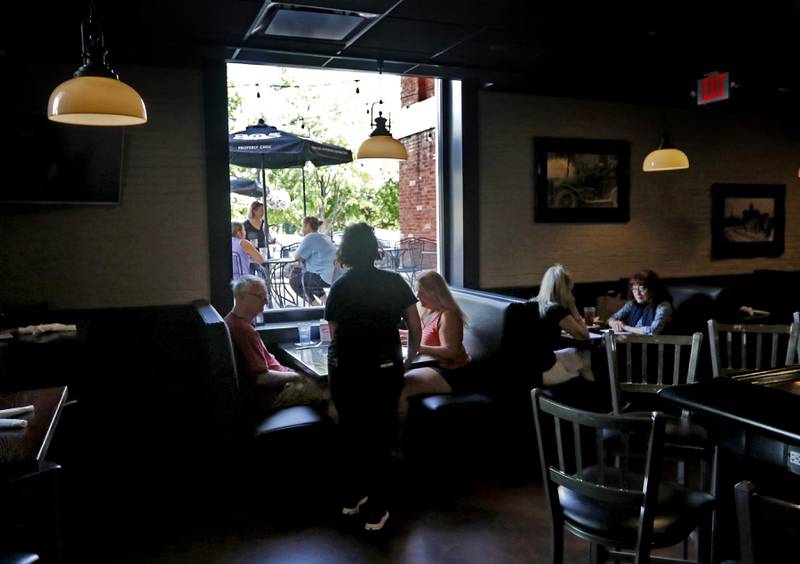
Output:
[225, 275, 326, 411]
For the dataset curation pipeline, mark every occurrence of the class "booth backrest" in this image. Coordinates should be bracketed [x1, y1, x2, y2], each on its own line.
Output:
[665, 284, 737, 335]
[450, 288, 525, 364]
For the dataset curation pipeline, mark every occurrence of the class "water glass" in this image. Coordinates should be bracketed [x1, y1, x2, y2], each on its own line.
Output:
[583, 306, 596, 326]
[298, 322, 312, 344]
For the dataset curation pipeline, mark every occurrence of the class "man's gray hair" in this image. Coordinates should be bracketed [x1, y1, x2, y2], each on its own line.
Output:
[231, 275, 266, 298]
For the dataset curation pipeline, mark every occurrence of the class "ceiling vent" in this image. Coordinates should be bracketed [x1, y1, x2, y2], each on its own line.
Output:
[250, 3, 377, 42]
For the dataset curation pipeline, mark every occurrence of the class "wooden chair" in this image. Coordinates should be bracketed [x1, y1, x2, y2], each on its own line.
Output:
[733, 480, 800, 564]
[531, 389, 715, 564]
[605, 332, 703, 415]
[707, 319, 800, 378]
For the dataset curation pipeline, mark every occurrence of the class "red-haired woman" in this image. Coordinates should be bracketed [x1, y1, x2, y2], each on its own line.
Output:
[609, 270, 673, 335]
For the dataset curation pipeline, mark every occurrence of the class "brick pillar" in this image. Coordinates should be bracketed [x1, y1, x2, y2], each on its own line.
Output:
[398, 76, 437, 242]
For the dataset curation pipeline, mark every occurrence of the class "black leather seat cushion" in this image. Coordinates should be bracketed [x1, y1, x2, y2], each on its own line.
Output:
[419, 393, 492, 413]
[253, 405, 324, 438]
[559, 466, 715, 548]
[0, 555, 39, 564]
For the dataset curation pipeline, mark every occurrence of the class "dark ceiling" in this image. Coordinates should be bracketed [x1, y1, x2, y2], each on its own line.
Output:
[5, 0, 800, 113]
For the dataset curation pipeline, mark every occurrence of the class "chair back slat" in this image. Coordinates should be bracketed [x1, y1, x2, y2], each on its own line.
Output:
[626, 344, 633, 381]
[656, 344, 664, 384]
[672, 345, 681, 385]
[641, 344, 648, 383]
[573, 421, 583, 477]
[555, 417, 565, 472]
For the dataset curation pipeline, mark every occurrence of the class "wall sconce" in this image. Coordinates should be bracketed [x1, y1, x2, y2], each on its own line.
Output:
[48, 3, 147, 126]
[356, 102, 407, 160]
[642, 131, 689, 172]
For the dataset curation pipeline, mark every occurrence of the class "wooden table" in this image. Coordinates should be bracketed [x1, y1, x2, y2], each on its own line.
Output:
[0, 386, 68, 474]
[278, 342, 437, 378]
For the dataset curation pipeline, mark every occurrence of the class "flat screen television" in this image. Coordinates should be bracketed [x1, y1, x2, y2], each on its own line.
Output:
[0, 109, 124, 205]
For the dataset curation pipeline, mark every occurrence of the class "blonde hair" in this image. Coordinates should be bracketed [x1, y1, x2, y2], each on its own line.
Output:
[416, 271, 468, 326]
[534, 263, 574, 317]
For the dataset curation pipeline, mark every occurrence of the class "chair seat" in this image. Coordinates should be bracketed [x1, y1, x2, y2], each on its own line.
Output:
[0, 555, 39, 564]
[559, 466, 715, 549]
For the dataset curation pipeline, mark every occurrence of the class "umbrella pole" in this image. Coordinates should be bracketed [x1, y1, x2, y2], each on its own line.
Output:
[301, 166, 307, 218]
[260, 163, 270, 260]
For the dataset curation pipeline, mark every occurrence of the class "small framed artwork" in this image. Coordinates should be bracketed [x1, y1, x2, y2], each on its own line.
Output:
[533, 137, 630, 223]
[711, 183, 785, 259]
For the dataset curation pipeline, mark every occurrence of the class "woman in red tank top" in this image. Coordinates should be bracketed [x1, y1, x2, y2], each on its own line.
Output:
[398, 271, 471, 422]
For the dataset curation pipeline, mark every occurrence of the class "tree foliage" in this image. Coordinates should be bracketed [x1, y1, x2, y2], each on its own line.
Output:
[228, 67, 399, 235]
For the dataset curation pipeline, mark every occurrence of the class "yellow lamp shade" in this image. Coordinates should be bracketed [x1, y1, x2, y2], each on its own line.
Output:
[357, 135, 407, 160]
[642, 148, 689, 172]
[48, 76, 147, 126]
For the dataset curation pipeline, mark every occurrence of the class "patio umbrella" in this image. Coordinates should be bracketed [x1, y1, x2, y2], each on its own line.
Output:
[229, 176, 264, 198]
[229, 119, 353, 238]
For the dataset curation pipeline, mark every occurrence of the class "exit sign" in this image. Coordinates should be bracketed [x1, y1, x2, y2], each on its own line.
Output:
[697, 72, 730, 105]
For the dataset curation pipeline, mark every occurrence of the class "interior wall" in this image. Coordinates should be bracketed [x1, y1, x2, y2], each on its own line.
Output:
[478, 92, 800, 289]
[0, 65, 210, 309]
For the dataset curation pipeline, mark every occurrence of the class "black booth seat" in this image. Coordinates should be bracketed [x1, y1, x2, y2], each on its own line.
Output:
[405, 289, 531, 465]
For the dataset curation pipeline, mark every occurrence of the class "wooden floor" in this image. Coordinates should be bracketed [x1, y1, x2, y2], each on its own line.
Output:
[106, 470, 593, 564]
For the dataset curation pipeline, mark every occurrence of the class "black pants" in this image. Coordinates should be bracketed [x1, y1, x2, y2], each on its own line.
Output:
[328, 353, 404, 510]
[289, 270, 329, 302]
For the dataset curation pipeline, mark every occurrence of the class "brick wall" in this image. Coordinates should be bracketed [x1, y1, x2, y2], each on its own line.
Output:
[478, 91, 800, 290]
[400, 77, 436, 108]
[399, 76, 438, 241]
[0, 64, 210, 309]
[399, 129, 437, 239]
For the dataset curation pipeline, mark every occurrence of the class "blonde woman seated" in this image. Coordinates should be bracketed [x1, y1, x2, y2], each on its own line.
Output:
[532, 264, 594, 386]
[398, 271, 471, 418]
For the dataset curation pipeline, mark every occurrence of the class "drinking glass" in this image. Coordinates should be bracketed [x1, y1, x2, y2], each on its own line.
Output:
[583, 306, 596, 326]
[298, 322, 312, 344]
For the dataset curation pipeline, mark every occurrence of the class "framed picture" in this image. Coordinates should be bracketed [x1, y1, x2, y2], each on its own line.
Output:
[533, 137, 630, 223]
[711, 183, 785, 259]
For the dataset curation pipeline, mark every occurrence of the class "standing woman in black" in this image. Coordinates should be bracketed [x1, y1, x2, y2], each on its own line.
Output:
[325, 223, 421, 532]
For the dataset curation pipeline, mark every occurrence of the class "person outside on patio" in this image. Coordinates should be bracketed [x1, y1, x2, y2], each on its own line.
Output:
[609, 269, 673, 335]
[231, 221, 265, 280]
[243, 201, 272, 249]
[325, 223, 421, 532]
[397, 271, 471, 430]
[291, 216, 336, 305]
[224, 275, 329, 414]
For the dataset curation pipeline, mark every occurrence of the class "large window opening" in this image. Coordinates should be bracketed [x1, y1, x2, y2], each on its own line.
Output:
[226, 63, 440, 309]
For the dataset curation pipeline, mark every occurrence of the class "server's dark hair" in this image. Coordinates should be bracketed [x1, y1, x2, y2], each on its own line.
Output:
[337, 223, 379, 268]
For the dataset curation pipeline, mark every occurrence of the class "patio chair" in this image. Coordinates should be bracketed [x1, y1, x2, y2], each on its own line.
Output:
[394, 237, 437, 285]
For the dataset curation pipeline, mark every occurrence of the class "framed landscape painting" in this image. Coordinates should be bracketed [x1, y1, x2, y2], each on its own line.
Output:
[533, 137, 630, 223]
[711, 183, 785, 259]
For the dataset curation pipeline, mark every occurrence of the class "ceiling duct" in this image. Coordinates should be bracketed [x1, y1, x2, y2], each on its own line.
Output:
[249, 3, 377, 42]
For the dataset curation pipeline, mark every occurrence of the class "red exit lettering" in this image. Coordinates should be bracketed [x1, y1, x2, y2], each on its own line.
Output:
[698, 72, 730, 105]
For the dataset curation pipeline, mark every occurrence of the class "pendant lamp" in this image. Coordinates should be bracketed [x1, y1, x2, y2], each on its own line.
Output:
[48, 4, 147, 126]
[642, 132, 688, 172]
[356, 109, 407, 160]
